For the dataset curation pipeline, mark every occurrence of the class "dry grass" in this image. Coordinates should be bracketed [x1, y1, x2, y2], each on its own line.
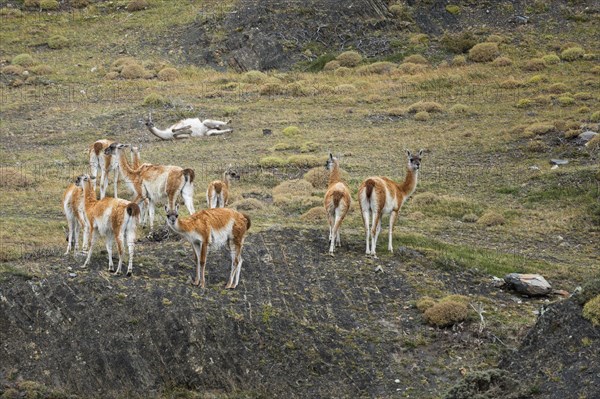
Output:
[404, 54, 428, 64]
[408, 101, 444, 113]
[300, 207, 327, 222]
[423, 301, 468, 327]
[336, 51, 362, 67]
[157, 67, 180, 81]
[231, 198, 265, 211]
[561, 47, 585, 61]
[583, 295, 600, 326]
[477, 212, 506, 227]
[523, 58, 546, 71]
[492, 56, 513, 67]
[0, 168, 34, 189]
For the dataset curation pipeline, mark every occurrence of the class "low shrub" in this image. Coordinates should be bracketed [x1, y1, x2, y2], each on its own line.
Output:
[445, 4, 460, 14]
[441, 31, 478, 54]
[486, 34, 504, 43]
[231, 198, 264, 211]
[323, 60, 340, 71]
[39, 0, 59, 10]
[424, 301, 468, 327]
[334, 84, 357, 94]
[143, 93, 170, 107]
[47, 35, 69, 49]
[560, 47, 584, 61]
[525, 122, 555, 136]
[583, 295, 600, 326]
[357, 61, 397, 75]
[558, 96, 575, 106]
[282, 126, 301, 137]
[241, 70, 267, 83]
[300, 207, 327, 222]
[288, 155, 323, 167]
[12, 54, 35, 67]
[462, 213, 479, 223]
[500, 78, 524, 89]
[404, 54, 428, 64]
[414, 111, 430, 121]
[126, 0, 149, 12]
[408, 101, 444, 113]
[575, 278, 600, 305]
[526, 140, 547, 153]
[398, 62, 426, 74]
[31, 64, 53, 75]
[416, 297, 436, 312]
[2, 65, 24, 75]
[590, 111, 600, 122]
[336, 51, 362, 67]
[477, 211, 505, 226]
[547, 82, 568, 93]
[121, 63, 147, 79]
[259, 156, 287, 168]
[492, 56, 512, 67]
[542, 53, 561, 65]
[157, 67, 180, 81]
[452, 55, 467, 66]
[523, 58, 546, 71]
[468, 42, 500, 62]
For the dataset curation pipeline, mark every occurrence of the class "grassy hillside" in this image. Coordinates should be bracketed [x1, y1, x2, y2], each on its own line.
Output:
[0, 0, 599, 397]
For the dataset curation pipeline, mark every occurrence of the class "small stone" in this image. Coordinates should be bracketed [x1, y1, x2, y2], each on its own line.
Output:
[551, 164, 559, 170]
[529, 165, 540, 170]
[578, 131, 597, 143]
[550, 159, 568, 165]
[374, 266, 383, 273]
[395, 379, 400, 383]
[68, 273, 77, 278]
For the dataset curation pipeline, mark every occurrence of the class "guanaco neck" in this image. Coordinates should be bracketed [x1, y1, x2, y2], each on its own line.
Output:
[83, 179, 98, 210]
[399, 167, 418, 196]
[328, 160, 342, 187]
[222, 172, 231, 188]
[131, 149, 141, 169]
[117, 149, 139, 181]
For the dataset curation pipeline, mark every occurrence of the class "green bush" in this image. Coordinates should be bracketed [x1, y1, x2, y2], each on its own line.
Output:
[560, 47, 584, 61]
[416, 297, 436, 312]
[47, 35, 69, 49]
[143, 93, 170, 107]
[241, 70, 267, 83]
[558, 96, 575, 106]
[445, 5, 460, 14]
[452, 55, 467, 66]
[404, 54, 428, 64]
[259, 156, 287, 168]
[547, 82, 568, 93]
[157, 67, 180, 81]
[575, 278, 600, 305]
[39, 0, 59, 10]
[590, 111, 600, 122]
[11, 54, 35, 67]
[282, 126, 301, 137]
[336, 51, 362, 67]
[424, 301, 468, 327]
[583, 295, 600, 326]
[468, 42, 500, 62]
[523, 58, 546, 71]
[477, 211, 505, 226]
[492, 56, 512, 67]
[542, 53, 561, 65]
[441, 32, 478, 54]
[126, 0, 149, 12]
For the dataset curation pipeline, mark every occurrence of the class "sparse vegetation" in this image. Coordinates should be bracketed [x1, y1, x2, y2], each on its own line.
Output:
[492, 56, 513, 67]
[583, 295, 600, 326]
[39, 0, 59, 10]
[157, 67, 180, 81]
[11, 54, 35, 67]
[126, 0, 149, 12]
[477, 212, 506, 226]
[143, 93, 170, 107]
[408, 101, 444, 113]
[414, 111, 430, 121]
[404, 54, 428, 64]
[524, 58, 546, 71]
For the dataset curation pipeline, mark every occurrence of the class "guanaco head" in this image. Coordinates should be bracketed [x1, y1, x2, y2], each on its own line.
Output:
[406, 149, 424, 171]
[225, 164, 240, 181]
[164, 204, 179, 227]
[325, 153, 338, 171]
[75, 174, 96, 188]
[104, 143, 129, 156]
[130, 144, 142, 154]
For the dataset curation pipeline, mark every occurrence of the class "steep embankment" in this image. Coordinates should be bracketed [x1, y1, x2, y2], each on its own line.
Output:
[175, 0, 598, 70]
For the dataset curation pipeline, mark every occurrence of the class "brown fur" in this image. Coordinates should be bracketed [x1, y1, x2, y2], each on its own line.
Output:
[62, 183, 85, 253]
[357, 152, 421, 256]
[323, 157, 351, 254]
[169, 207, 250, 289]
[206, 169, 236, 208]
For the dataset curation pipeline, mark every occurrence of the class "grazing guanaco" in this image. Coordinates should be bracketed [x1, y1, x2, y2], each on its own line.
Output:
[206, 165, 240, 208]
[358, 149, 423, 258]
[62, 176, 86, 255]
[323, 153, 351, 255]
[88, 139, 119, 199]
[78, 175, 140, 275]
[165, 205, 251, 289]
[104, 143, 195, 229]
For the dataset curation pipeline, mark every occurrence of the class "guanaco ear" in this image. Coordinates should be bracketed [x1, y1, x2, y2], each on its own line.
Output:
[418, 149, 424, 157]
[329, 153, 334, 160]
[164, 205, 168, 213]
[406, 149, 412, 158]
[175, 204, 179, 212]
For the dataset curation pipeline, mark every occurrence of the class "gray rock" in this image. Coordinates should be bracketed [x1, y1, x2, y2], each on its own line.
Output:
[503, 273, 552, 296]
[549, 159, 569, 165]
[578, 131, 597, 143]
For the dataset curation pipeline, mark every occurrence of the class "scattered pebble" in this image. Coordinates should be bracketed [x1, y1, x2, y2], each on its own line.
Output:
[550, 159, 568, 165]
[374, 266, 383, 273]
[68, 273, 77, 278]
[395, 379, 400, 383]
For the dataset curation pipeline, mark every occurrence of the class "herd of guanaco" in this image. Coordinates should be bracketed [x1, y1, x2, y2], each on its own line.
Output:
[64, 127, 423, 289]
